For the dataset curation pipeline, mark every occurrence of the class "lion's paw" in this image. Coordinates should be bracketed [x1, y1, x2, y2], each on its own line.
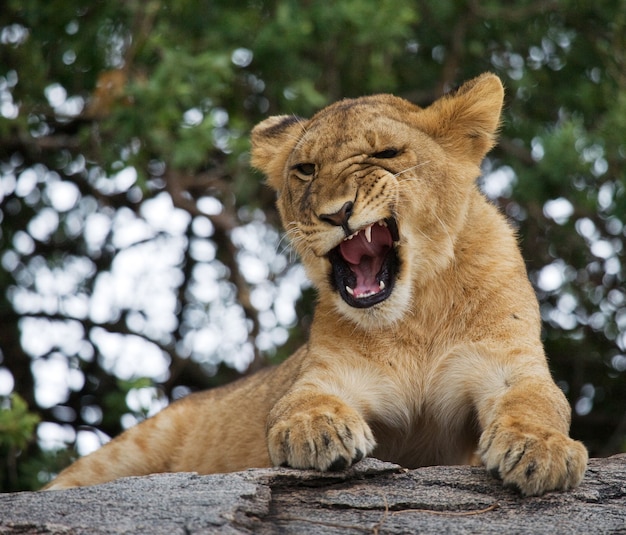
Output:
[478, 416, 588, 496]
[267, 397, 376, 471]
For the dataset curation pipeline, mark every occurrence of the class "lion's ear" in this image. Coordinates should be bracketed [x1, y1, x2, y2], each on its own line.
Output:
[250, 115, 306, 191]
[419, 73, 504, 161]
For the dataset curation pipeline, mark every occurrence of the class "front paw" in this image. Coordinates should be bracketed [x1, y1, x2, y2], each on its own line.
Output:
[478, 416, 588, 496]
[267, 394, 376, 471]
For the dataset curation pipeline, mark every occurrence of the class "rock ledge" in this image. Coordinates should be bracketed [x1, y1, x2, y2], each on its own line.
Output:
[1, 455, 624, 534]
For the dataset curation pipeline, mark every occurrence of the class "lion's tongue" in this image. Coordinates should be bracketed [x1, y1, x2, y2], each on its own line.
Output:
[339, 224, 392, 296]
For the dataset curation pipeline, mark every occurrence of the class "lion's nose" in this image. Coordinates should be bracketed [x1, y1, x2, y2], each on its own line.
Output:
[319, 201, 354, 234]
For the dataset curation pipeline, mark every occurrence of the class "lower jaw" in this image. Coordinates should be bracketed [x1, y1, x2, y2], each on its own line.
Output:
[333, 287, 412, 329]
[339, 284, 392, 308]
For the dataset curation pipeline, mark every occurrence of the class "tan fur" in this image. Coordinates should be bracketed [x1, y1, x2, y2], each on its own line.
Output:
[44, 73, 587, 496]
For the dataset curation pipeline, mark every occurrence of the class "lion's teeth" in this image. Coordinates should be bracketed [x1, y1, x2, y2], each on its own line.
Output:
[364, 225, 373, 243]
[342, 222, 385, 243]
[346, 286, 354, 296]
[379, 281, 385, 290]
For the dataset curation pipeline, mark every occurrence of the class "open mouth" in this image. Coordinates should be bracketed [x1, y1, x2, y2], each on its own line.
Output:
[328, 218, 400, 308]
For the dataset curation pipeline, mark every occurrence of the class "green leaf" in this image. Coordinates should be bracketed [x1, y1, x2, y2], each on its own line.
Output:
[0, 394, 40, 451]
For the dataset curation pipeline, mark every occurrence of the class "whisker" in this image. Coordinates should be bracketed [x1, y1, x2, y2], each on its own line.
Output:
[276, 232, 294, 255]
[433, 212, 455, 253]
[277, 224, 308, 262]
[394, 161, 432, 179]
[414, 226, 436, 243]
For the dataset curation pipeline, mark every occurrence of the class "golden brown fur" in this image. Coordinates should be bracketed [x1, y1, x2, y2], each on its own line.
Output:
[44, 73, 587, 496]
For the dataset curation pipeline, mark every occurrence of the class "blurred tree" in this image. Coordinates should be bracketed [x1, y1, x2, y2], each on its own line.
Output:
[0, 0, 624, 491]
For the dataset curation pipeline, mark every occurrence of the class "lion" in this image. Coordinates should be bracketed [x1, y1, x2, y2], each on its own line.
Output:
[44, 73, 587, 496]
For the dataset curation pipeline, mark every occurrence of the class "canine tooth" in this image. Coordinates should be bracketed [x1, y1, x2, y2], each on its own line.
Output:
[346, 286, 355, 296]
[365, 225, 373, 243]
[379, 281, 385, 290]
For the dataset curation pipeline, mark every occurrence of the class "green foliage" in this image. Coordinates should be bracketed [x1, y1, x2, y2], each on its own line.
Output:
[0, 394, 41, 491]
[17, 447, 77, 491]
[103, 378, 157, 427]
[0, 394, 40, 451]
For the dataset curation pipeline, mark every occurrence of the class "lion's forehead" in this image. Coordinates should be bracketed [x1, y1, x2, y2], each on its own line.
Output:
[292, 106, 417, 162]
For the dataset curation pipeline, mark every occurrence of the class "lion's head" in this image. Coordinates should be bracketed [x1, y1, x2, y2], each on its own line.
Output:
[251, 73, 504, 328]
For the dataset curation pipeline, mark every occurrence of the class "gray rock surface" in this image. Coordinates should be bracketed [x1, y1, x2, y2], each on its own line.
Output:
[1, 455, 624, 534]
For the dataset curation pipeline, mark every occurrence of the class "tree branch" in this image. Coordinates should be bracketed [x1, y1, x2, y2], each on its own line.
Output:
[164, 168, 266, 373]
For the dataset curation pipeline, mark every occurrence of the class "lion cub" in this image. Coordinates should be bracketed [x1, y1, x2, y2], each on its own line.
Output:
[45, 73, 587, 496]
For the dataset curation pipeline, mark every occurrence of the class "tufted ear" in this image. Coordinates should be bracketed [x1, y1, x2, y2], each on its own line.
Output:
[418, 73, 504, 162]
[250, 115, 307, 192]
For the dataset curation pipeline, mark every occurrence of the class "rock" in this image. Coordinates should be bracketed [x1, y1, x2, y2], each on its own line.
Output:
[0, 455, 624, 534]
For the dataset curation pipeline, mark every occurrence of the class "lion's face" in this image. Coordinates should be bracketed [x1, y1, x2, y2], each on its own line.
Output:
[252, 74, 504, 328]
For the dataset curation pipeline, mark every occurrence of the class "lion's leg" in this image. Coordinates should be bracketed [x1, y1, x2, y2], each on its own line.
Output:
[42, 406, 179, 490]
[472, 358, 587, 496]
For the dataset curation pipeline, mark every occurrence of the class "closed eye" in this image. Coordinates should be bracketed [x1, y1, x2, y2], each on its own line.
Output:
[372, 148, 400, 159]
[293, 163, 316, 176]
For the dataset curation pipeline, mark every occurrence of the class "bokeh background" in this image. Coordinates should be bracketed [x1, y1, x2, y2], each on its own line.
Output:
[1, 0, 625, 491]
